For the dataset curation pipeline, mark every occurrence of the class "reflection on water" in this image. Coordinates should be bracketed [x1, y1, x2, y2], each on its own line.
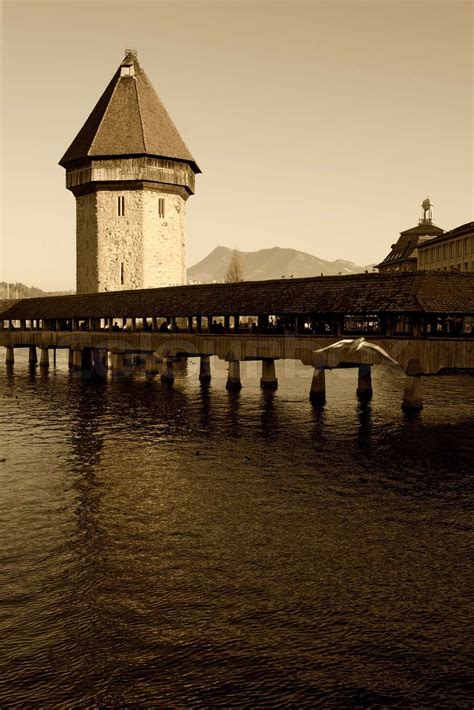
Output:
[0, 349, 473, 707]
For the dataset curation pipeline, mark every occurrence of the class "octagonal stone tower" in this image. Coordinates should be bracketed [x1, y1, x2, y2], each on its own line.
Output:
[60, 50, 200, 294]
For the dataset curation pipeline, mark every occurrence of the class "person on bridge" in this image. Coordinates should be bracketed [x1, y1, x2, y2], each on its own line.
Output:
[112, 322, 120, 332]
[160, 320, 170, 333]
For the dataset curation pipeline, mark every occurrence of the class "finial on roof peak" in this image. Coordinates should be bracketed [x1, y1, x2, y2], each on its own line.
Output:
[121, 49, 138, 74]
[420, 196, 434, 225]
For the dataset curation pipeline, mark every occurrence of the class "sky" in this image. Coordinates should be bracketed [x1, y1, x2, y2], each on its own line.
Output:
[1, 0, 472, 290]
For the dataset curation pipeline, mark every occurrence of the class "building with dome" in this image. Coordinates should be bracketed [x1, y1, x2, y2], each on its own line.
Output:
[60, 50, 200, 294]
[377, 198, 444, 273]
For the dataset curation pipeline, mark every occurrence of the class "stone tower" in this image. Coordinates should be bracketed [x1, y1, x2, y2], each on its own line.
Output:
[60, 50, 200, 294]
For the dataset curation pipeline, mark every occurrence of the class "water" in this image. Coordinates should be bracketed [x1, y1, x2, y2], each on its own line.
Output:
[0, 349, 473, 708]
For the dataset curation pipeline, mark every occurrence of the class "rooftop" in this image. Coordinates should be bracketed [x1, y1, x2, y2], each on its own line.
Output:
[60, 51, 200, 173]
[417, 222, 474, 249]
[1, 272, 473, 320]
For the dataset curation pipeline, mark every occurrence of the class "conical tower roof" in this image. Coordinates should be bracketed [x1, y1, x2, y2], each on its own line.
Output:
[60, 51, 200, 172]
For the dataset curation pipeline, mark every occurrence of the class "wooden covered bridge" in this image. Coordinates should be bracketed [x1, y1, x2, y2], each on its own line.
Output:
[1, 272, 473, 410]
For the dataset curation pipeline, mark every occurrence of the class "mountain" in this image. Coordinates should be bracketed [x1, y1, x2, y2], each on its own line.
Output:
[187, 247, 374, 283]
[0, 282, 74, 300]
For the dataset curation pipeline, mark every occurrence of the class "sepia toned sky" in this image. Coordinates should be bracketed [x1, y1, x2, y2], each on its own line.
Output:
[1, 0, 472, 290]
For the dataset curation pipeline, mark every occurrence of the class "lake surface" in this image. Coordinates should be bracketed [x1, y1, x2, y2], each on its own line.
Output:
[0, 348, 473, 708]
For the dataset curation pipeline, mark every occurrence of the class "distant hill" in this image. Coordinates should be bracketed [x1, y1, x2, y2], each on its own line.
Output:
[187, 246, 374, 283]
[0, 282, 74, 300]
[3, 248, 374, 297]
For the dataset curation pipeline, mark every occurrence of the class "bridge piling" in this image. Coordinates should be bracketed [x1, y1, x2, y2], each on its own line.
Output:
[145, 353, 160, 376]
[174, 355, 188, 371]
[226, 360, 242, 391]
[402, 359, 423, 412]
[5, 346, 14, 366]
[161, 356, 175, 384]
[111, 351, 124, 373]
[260, 358, 278, 389]
[309, 367, 326, 404]
[199, 355, 211, 383]
[356, 364, 373, 401]
[39, 348, 49, 369]
[92, 348, 106, 375]
[72, 350, 83, 370]
[29, 346, 37, 366]
[81, 348, 93, 371]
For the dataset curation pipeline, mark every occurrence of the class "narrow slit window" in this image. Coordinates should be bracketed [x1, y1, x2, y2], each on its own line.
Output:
[118, 196, 125, 216]
[158, 197, 165, 218]
[120, 262, 124, 285]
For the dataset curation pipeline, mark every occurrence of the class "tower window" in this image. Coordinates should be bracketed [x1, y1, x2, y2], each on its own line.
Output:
[118, 196, 125, 216]
[158, 197, 165, 218]
[120, 65, 135, 77]
[120, 262, 124, 285]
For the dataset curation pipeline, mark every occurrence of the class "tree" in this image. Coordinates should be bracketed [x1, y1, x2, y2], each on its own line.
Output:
[225, 249, 244, 283]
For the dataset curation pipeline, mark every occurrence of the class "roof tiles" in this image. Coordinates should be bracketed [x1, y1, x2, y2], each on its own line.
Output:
[2, 273, 473, 321]
[60, 52, 199, 172]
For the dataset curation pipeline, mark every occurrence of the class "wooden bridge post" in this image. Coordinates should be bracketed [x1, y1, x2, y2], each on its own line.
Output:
[111, 351, 124, 373]
[81, 348, 93, 370]
[92, 348, 106, 375]
[199, 355, 211, 383]
[260, 358, 278, 389]
[161, 356, 175, 384]
[5, 346, 14, 366]
[175, 354, 188, 371]
[39, 348, 49, 369]
[226, 360, 242, 391]
[356, 364, 372, 401]
[72, 349, 83, 370]
[402, 358, 423, 412]
[309, 368, 326, 404]
[29, 346, 37, 366]
[145, 353, 160, 376]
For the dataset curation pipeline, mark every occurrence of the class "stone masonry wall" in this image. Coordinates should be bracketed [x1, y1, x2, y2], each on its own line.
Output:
[76, 187, 187, 293]
[143, 190, 186, 288]
[76, 192, 98, 294]
[96, 190, 144, 292]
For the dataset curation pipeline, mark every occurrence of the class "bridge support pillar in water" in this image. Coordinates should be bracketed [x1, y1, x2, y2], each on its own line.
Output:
[110, 351, 124, 373]
[29, 346, 37, 366]
[39, 348, 49, 369]
[5, 346, 14, 366]
[174, 355, 188, 371]
[145, 353, 160, 376]
[199, 355, 211, 383]
[402, 359, 423, 412]
[72, 349, 83, 370]
[226, 360, 242, 391]
[309, 367, 326, 404]
[161, 357, 175, 384]
[260, 358, 278, 389]
[68, 348, 74, 368]
[92, 348, 106, 375]
[357, 364, 372, 401]
[81, 348, 93, 371]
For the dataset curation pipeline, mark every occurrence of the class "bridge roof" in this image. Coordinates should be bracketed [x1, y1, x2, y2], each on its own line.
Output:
[1, 272, 473, 321]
